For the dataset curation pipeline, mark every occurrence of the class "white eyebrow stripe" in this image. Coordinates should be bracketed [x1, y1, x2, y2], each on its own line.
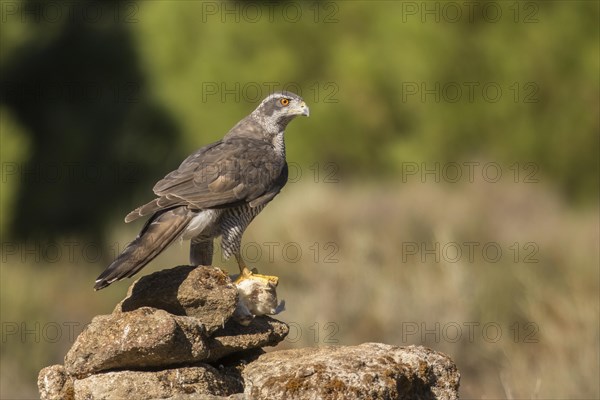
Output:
[260, 92, 284, 105]
[259, 91, 304, 107]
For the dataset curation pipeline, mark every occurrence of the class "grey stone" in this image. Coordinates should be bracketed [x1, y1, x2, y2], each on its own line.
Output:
[115, 265, 238, 334]
[207, 316, 289, 362]
[42, 265, 460, 400]
[73, 365, 242, 400]
[37, 364, 74, 400]
[242, 343, 460, 400]
[64, 308, 288, 378]
[64, 307, 208, 378]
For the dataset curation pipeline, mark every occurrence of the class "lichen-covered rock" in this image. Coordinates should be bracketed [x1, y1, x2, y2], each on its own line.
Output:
[37, 365, 74, 400]
[73, 365, 242, 400]
[41, 264, 460, 400]
[64, 308, 288, 378]
[64, 307, 208, 378]
[115, 265, 238, 334]
[207, 316, 289, 362]
[242, 343, 460, 400]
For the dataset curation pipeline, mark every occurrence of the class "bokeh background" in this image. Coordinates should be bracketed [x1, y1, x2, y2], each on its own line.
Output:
[1, 0, 598, 398]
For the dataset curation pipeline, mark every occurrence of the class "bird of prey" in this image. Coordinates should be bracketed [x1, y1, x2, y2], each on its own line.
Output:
[94, 92, 309, 290]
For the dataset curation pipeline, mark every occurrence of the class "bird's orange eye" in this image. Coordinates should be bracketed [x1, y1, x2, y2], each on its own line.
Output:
[280, 98, 289, 106]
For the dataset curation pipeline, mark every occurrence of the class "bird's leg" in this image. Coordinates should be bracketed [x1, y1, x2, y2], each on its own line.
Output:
[236, 253, 253, 277]
[234, 253, 279, 286]
[190, 238, 214, 266]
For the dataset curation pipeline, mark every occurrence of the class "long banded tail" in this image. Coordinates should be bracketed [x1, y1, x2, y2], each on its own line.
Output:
[94, 207, 193, 290]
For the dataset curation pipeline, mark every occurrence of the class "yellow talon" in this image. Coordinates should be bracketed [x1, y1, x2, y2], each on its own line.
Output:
[234, 254, 279, 285]
[234, 268, 279, 286]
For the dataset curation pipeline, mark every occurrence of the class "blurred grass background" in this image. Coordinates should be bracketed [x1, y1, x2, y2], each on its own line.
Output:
[1, 0, 598, 398]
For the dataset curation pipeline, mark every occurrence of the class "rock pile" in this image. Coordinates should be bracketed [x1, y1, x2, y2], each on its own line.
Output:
[38, 265, 460, 399]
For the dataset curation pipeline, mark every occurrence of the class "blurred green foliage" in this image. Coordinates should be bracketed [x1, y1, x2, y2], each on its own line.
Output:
[1, 0, 598, 241]
[130, 0, 599, 197]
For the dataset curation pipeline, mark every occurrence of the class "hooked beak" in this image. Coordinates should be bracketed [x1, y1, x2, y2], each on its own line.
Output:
[297, 101, 310, 117]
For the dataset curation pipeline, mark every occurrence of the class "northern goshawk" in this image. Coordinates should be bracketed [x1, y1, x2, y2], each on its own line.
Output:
[94, 92, 309, 290]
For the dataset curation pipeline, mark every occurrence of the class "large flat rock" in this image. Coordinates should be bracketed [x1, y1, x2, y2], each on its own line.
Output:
[242, 343, 460, 400]
[64, 307, 208, 378]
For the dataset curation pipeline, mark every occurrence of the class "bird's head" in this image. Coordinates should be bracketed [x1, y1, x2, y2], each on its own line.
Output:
[251, 91, 309, 133]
